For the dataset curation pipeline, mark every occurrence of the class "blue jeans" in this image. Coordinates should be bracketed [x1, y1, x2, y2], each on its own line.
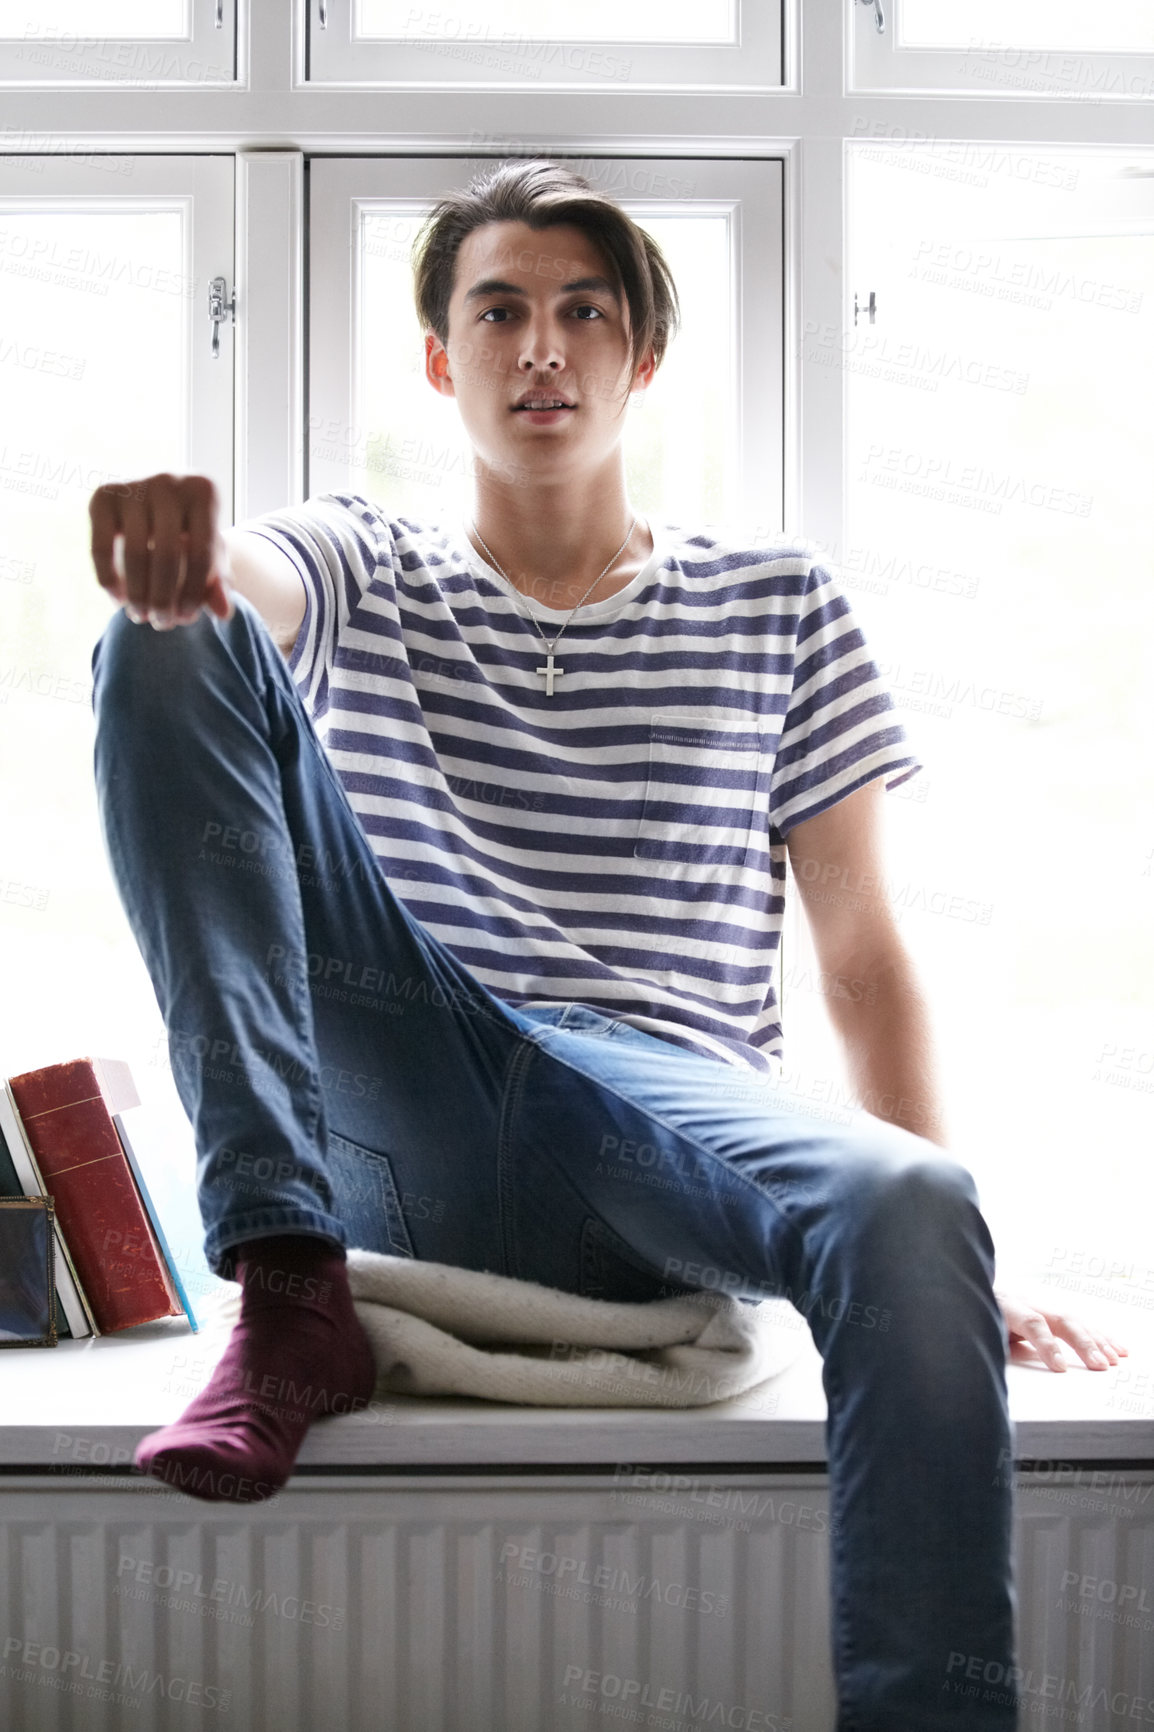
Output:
[91, 595, 1017, 1731]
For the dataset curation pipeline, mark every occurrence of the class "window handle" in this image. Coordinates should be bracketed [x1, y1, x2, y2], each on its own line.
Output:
[214, 0, 223, 25]
[857, 0, 885, 33]
[208, 276, 236, 359]
[854, 290, 877, 327]
[318, 0, 329, 26]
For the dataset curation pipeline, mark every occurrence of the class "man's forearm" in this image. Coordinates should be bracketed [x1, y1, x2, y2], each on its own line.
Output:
[823, 948, 950, 1147]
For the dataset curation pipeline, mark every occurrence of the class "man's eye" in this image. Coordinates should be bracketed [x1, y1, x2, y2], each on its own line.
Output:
[479, 307, 510, 322]
[572, 304, 603, 320]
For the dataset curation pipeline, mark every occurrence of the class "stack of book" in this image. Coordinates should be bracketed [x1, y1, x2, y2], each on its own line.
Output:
[0, 1056, 198, 1341]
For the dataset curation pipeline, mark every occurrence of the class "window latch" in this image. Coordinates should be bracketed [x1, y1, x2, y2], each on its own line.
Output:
[318, 0, 329, 26]
[857, 0, 886, 33]
[214, 0, 223, 26]
[854, 290, 877, 327]
[208, 276, 236, 359]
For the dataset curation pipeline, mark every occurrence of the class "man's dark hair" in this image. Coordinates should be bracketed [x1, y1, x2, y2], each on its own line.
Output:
[412, 158, 681, 384]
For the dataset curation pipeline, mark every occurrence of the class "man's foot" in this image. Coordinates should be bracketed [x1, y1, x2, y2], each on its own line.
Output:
[135, 1233, 377, 1503]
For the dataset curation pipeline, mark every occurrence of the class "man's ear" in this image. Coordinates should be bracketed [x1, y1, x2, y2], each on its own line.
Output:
[630, 346, 658, 397]
[425, 330, 455, 399]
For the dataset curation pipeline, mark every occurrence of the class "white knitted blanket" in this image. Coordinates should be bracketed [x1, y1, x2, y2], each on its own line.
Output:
[207, 1250, 806, 1407]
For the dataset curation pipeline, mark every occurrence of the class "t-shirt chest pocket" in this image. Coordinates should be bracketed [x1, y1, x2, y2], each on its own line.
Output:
[633, 714, 772, 869]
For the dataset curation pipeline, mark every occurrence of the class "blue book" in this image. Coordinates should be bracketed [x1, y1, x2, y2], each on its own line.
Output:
[0, 1197, 56, 1346]
[0, 1085, 94, 1338]
[112, 1112, 199, 1333]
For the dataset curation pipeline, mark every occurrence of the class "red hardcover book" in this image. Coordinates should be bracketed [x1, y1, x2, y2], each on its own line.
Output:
[6, 1058, 183, 1334]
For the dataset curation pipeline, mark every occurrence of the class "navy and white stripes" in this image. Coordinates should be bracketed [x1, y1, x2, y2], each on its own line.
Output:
[246, 494, 922, 1075]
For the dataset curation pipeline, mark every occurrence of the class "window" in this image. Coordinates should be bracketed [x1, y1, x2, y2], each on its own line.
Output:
[850, 0, 1154, 97]
[0, 0, 236, 86]
[831, 143, 1153, 1267]
[0, 2, 1148, 1308]
[0, 154, 233, 1265]
[305, 0, 784, 89]
[306, 156, 783, 528]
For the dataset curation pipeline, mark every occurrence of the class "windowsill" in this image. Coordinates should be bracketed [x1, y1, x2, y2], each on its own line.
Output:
[2, 1310, 1150, 1474]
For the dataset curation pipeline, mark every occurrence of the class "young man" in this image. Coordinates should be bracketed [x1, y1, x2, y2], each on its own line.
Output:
[88, 159, 1122, 1730]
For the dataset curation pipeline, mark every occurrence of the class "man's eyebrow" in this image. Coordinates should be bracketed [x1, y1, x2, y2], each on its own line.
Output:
[463, 274, 620, 303]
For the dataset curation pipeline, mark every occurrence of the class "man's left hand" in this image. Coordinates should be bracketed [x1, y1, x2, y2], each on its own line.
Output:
[994, 1289, 1129, 1372]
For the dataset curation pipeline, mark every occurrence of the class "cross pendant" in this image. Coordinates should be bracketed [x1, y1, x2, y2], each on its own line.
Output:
[536, 652, 564, 696]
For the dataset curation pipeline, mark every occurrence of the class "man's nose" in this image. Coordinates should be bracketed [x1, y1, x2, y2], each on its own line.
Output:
[518, 313, 565, 372]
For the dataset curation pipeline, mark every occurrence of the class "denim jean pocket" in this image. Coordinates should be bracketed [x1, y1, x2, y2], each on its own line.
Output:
[326, 1131, 415, 1259]
[579, 1213, 692, 1305]
[632, 715, 772, 869]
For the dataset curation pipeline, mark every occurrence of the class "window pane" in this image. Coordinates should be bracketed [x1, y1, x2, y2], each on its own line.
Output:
[841, 146, 1154, 1266]
[0, 1, 188, 37]
[0, 207, 185, 1067]
[349, 205, 733, 525]
[356, 0, 735, 44]
[623, 212, 733, 526]
[0, 200, 219, 1295]
[902, 0, 1154, 53]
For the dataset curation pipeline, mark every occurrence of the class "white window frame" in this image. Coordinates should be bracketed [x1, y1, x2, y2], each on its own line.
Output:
[235, 150, 305, 517]
[0, 0, 1138, 542]
[306, 155, 784, 526]
[0, 0, 237, 88]
[0, 0, 1137, 594]
[303, 0, 785, 92]
[849, 0, 1154, 100]
[0, 0, 1148, 1281]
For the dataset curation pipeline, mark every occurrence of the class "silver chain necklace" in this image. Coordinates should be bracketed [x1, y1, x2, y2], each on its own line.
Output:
[468, 516, 637, 697]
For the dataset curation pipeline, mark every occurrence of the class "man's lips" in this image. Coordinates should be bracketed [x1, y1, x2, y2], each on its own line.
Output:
[511, 400, 576, 426]
[512, 393, 575, 410]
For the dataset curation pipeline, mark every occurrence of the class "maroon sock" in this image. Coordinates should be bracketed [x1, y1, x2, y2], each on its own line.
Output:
[135, 1234, 377, 1504]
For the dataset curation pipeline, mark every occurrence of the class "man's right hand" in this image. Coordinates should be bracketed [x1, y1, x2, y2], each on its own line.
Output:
[89, 472, 234, 629]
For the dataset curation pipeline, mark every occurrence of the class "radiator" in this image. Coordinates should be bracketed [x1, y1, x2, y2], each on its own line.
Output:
[2, 1471, 1152, 1731]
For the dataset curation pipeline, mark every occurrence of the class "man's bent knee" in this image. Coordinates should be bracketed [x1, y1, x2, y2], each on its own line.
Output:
[91, 592, 266, 710]
[842, 1138, 984, 1240]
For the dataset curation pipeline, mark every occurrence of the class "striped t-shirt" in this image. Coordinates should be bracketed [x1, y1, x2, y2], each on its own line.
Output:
[246, 494, 922, 1076]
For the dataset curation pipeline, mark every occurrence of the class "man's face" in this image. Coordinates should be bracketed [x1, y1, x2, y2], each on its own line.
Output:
[424, 219, 655, 485]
